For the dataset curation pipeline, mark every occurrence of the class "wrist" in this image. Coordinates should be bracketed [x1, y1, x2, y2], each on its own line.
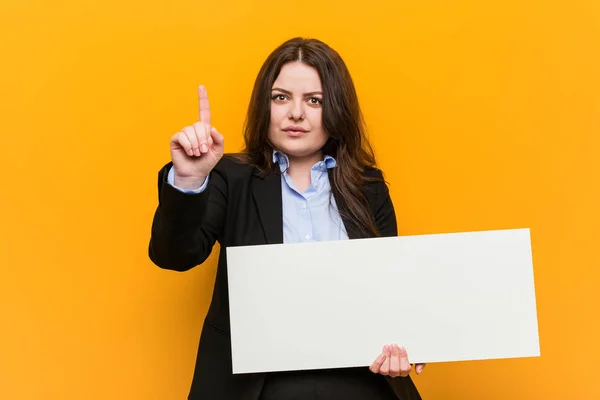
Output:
[173, 174, 207, 190]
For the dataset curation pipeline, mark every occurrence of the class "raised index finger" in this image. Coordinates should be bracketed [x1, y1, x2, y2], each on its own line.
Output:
[198, 85, 211, 125]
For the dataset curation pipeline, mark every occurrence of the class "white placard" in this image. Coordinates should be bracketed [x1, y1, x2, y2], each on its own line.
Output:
[226, 228, 540, 374]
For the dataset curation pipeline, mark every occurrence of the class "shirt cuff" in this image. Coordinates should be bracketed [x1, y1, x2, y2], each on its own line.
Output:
[167, 166, 209, 193]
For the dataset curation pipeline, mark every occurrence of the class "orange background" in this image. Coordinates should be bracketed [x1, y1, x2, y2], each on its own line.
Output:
[1, 0, 598, 398]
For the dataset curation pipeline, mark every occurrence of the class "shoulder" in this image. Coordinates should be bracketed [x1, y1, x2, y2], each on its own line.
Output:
[363, 166, 384, 180]
[362, 166, 389, 194]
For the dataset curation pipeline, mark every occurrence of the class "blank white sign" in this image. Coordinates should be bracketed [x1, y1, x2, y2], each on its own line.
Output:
[226, 228, 540, 374]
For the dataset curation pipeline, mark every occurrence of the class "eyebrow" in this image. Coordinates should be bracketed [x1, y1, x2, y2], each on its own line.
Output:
[271, 87, 323, 96]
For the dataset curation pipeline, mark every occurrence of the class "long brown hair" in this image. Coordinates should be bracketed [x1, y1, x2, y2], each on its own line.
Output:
[235, 37, 382, 237]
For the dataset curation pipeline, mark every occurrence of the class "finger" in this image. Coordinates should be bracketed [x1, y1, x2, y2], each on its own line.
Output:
[369, 351, 387, 374]
[399, 346, 412, 377]
[379, 345, 391, 375]
[416, 363, 426, 375]
[389, 344, 400, 377]
[193, 122, 209, 154]
[182, 126, 200, 156]
[198, 85, 211, 125]
[176, 132, 193, 157]
[370, 345, 388, 374]
[210, 126, 224, 147]
[204, 124, 212, 150]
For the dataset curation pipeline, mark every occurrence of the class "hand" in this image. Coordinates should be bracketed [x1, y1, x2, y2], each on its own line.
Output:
[170, 85, 224, 188]
[369, 344, 426, 377]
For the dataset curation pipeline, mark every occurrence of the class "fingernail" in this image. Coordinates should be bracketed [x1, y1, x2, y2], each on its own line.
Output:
[201, 144, 208, 152]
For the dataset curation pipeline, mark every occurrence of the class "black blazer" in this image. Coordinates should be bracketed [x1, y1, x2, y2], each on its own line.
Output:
[149, 155, 422, 400]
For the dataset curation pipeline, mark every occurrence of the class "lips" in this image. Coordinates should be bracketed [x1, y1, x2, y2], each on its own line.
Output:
[284, 130, 306, 137]
[283, 126, 308, 137]
[283, 125, 307, 131]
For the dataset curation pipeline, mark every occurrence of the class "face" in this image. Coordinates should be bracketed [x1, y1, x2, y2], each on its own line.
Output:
[268, 61, 329, 161]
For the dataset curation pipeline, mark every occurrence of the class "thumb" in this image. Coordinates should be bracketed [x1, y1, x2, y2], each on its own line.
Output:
[210, 127, 224, 147]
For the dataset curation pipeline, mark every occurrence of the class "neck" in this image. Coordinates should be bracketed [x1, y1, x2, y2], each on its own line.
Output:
[286, 151, 324, 193]
[287, 151, 323, 172]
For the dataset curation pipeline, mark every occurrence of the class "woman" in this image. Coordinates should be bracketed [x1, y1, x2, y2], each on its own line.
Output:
[149, 37, 425, 400]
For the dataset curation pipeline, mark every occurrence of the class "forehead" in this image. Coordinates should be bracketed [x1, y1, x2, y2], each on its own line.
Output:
[272, 61, 322, 91]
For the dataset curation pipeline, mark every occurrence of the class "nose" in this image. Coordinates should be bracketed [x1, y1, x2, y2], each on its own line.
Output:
[288, 99, 305, 121]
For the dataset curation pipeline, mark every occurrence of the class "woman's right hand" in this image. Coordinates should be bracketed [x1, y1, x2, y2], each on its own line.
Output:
[170, 85, 224, 189]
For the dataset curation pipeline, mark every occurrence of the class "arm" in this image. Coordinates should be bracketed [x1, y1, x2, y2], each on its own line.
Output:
[148, 161, 227, 271]
[368, 170, 427, 387]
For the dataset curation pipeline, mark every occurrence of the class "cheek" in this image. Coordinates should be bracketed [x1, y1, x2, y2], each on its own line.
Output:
[270, 105, 286, 127]
[268, 105, 284, 143]
[307, 108, 323, 130]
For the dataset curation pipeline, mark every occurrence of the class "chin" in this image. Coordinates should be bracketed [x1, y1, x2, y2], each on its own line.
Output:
[269, 130, 329, 159]
[273, 141, 323, 158]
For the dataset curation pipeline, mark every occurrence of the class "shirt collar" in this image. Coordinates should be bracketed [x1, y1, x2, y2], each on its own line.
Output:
[272, 149, 336, 173]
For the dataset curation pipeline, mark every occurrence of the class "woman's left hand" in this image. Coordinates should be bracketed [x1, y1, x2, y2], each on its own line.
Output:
[369, 344, 426, 377]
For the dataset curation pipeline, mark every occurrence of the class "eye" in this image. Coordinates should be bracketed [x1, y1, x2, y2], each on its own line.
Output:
[272, 94, 288, 101]
[307, 97, 323, 105]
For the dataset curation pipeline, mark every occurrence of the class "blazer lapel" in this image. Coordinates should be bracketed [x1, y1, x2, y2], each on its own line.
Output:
[251, 170, 284, 244]
[252, 168, 368, 243]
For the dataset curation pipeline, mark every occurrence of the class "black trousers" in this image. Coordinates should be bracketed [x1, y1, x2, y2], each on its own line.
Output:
[258, 367, 398, 400]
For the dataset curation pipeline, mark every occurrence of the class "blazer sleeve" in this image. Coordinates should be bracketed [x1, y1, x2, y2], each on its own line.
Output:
[368, 170, 423, 400]
[148, 160, 228, 271]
